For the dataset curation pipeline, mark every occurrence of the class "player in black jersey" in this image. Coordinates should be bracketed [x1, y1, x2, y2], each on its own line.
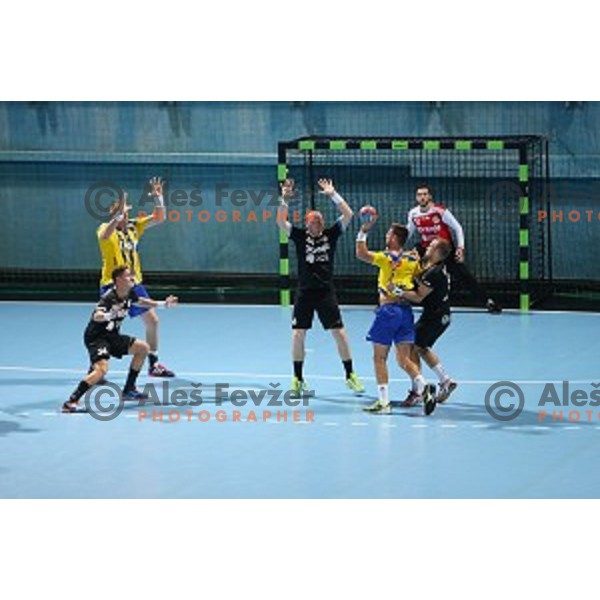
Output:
[62, 266, 178, 413]
[398, 237, 457, 405]
[277, 178, 364, 396]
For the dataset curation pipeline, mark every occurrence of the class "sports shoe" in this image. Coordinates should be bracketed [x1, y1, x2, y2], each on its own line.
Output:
[437, 379, 458, 404]
[423, 384, 437, 416]
[123, 388, 149, 402]
[486, 299, 502, 314]
[363, 399, 392, 414]
[398, 390, 422, 407]
[148, 363, 175, 377]
[346, 372, 365, 395]
[291, 376, 308, 396]
[61, 400, 88, 414]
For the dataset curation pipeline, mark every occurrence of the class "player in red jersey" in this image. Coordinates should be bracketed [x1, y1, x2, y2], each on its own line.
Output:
[407, 183, 502, 314]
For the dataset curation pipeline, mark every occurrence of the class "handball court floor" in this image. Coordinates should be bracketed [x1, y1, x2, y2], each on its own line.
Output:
[0, 301, 599, 499]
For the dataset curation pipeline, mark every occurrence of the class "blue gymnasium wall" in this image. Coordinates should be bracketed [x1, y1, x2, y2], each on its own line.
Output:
[0, 101, 599, 279]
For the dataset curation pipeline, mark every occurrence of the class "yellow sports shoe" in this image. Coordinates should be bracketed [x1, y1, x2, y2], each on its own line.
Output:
[363, 399, 391, 414]
[291, 376, 308, 396]
[346, 372, 365, 395]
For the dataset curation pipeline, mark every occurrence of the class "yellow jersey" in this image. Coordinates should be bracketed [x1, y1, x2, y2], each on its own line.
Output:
[372, 250, 421, 299]
[97, 218, 153, 286]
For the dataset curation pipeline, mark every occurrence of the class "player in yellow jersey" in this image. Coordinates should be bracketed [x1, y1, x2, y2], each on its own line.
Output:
[97, 176, 175, 377]
[356, 210, 436, 415]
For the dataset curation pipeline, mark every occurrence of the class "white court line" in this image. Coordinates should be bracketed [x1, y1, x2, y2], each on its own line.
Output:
[562, 426, 581, 430]
[441, 424, 458, 429]
[0, 365, 597, 386]
[0, 366, 85, 374]
[471, 424, 490, 429]
[0, 302, 293, 310]
[411, 424, 428, 428]
[322, 422, 339, 427]
[381, 423, 397, 428]
[351, 422, 369, 427]
[2, 300, 600, 316]
[533, 426, 551, 430]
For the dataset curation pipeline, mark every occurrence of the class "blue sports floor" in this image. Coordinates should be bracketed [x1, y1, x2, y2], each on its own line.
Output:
[0, 302, 599, 498]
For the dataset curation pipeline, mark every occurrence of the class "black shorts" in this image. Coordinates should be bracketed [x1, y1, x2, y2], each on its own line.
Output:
[415, 313, 450, 350]
[85, 334, 136, 364]
[292, 288, 343, 330]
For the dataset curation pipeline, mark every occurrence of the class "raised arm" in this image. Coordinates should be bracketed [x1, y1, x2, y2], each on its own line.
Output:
[99, 193, 131, 241]
[355, 210, 378, 264]
[317, 178, 353, 228]
[140, 176, 166, 229]
[276, 178, 294, 237]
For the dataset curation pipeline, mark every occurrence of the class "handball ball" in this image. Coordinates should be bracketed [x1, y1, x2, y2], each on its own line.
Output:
[359, 205, 377, 223]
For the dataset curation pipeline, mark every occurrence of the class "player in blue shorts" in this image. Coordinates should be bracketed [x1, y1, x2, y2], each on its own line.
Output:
[97, 177, 175, 377]
[356, 211, 436, 415]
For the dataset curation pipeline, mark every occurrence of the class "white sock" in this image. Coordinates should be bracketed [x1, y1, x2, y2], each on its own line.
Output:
[414, 375, 426, 395]
[432, 363, 449, 384]
[377, 384, 390, 405]
[411, 377, 418, 392]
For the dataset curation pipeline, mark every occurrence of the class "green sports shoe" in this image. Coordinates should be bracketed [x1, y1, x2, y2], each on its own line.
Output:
[363, 399, 392, 414]
[346, 372, 365, 395]
[423, 384, 437, 416]
[291, 376, 308, 396]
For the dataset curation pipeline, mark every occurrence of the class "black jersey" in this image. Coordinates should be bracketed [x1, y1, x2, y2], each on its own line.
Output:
[84, 287, 139, 340]
[289, 220, 343, 290]
[418, 263, 450, 317]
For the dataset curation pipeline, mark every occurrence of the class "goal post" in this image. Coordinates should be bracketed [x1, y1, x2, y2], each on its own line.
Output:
[277, 136, 551, 312]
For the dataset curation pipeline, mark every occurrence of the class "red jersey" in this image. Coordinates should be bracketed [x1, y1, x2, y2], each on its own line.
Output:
[407, 203, 464, 249]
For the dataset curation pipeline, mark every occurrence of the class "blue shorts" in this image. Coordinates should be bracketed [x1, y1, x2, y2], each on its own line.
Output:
[99, 283, 150, 318]
[366, 303, 415, 346]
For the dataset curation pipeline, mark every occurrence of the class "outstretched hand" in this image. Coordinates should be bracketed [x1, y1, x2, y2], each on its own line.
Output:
[359, 208, 378, 233]
[150, 176, 166, 198]
[280, 178, 295, 204]
[317, 178, 335, 196]
[165, 295, 178, 308]
[116, 192, 132, 220]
